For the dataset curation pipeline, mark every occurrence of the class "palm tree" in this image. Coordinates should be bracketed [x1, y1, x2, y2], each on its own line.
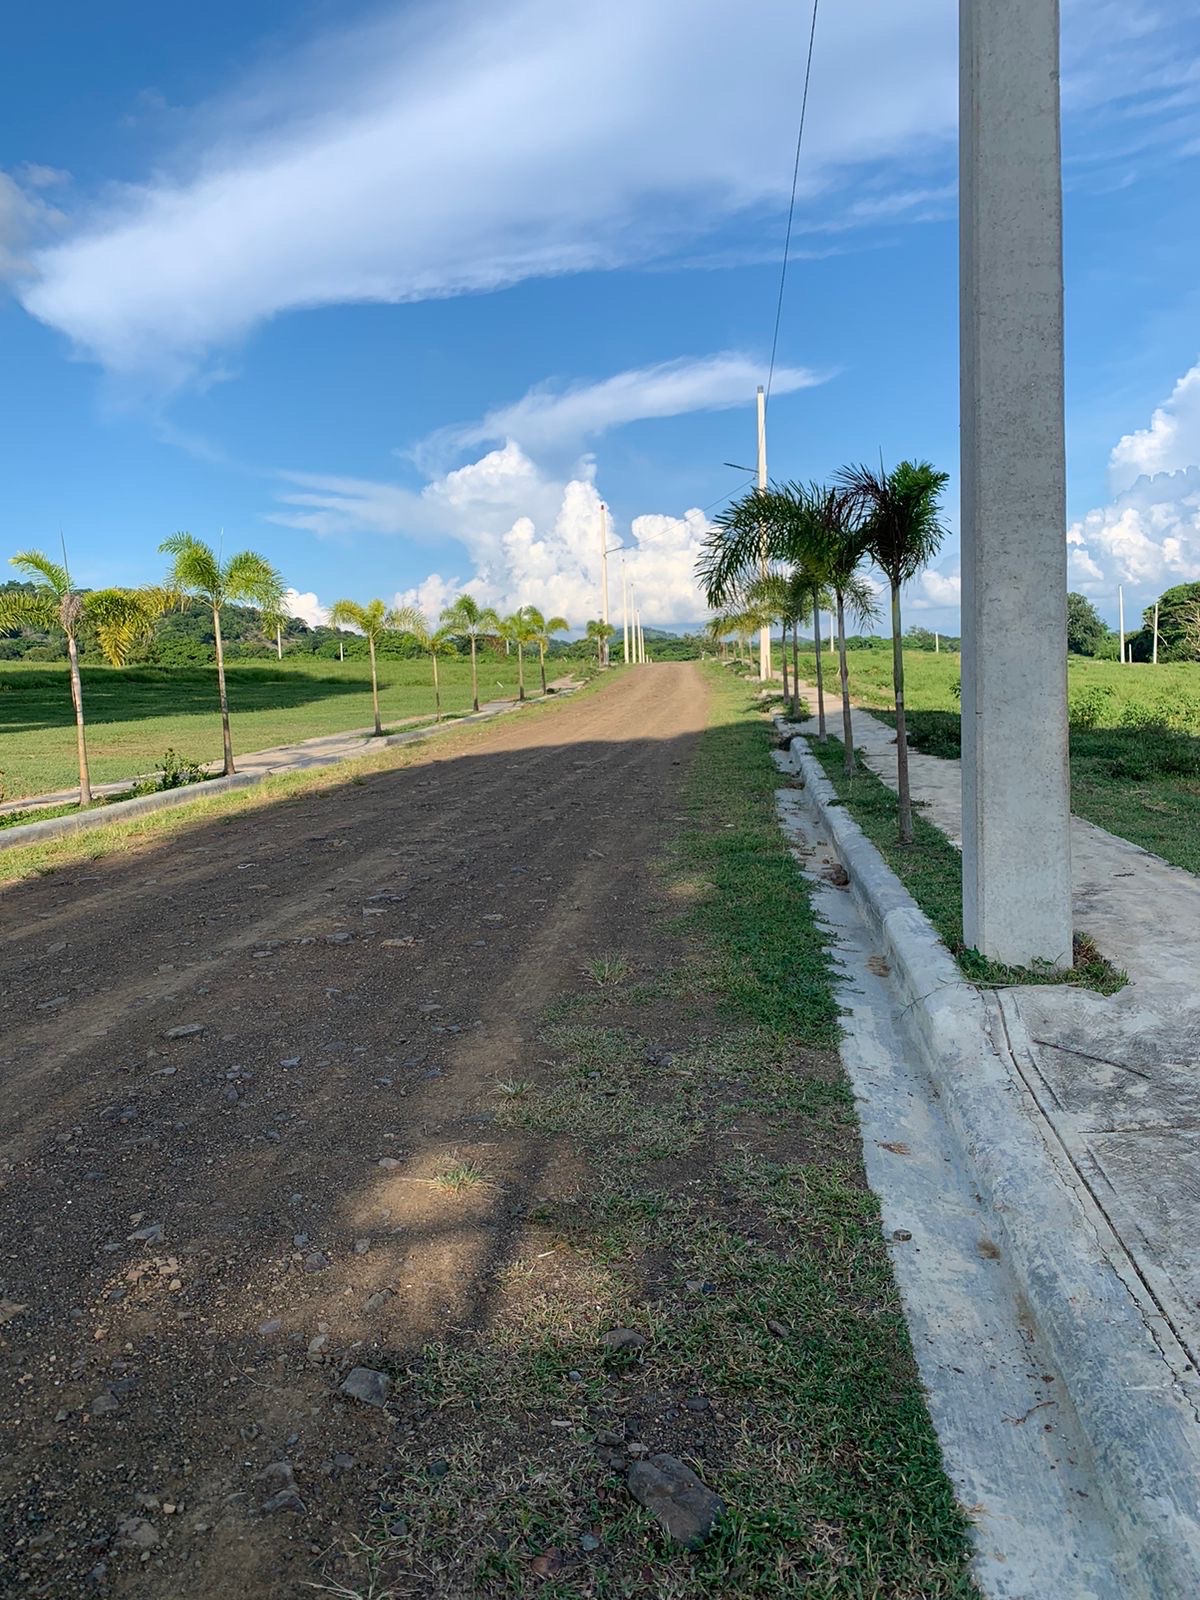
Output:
[799, 487, 879, 773]
[392, 607, 455, 721]
[585, 619, 615, 666]
[440, 593, 500, 712]
[327, 597, 402, 736]
[837, 461, 949, 841]
[0, 551, 164, 806]
[160, 534, 284, 775]
[499, 609, 539, 701]
[522, 606, 570, 695]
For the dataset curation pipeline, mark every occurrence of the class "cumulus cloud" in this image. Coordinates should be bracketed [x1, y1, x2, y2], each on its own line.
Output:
[282, 587, 329, 628]
[429, 354, 826, 460]
[16, 0, 966, 384]
[272, 439, 711, 627]
[1064, 360, 1200, 607]
[1108, 361, 1200, 491]
[910, 568, 961, 611]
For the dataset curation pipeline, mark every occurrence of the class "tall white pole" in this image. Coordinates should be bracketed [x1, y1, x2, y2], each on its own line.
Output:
[756, 385, 771, 682]
[599, 502, 611, 666]
[935, 630, 940, 654]
[622, 557, 630, 665]
[1119, 585, 1126, 665]
[960, 0, 1072, 967]
[276, 622, 282, 660]
[828, 613, 834, 653]
[1153, 601, 1159, 665]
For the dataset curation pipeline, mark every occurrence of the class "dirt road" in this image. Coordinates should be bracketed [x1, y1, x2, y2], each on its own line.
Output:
[0, 666, 709, 1598]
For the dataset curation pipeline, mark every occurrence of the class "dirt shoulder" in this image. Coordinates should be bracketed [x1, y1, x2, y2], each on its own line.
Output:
[0, 664, 972, 1599]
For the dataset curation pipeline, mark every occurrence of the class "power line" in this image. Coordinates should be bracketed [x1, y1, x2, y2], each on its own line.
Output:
[765, 0, 820, 408]
[700, 475, 756, 517]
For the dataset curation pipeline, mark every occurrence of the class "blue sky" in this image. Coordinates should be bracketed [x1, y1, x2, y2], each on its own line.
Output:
[2, 0, 1199, 633]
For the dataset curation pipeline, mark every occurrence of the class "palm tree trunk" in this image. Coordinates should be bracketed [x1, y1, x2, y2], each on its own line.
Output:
[517, 642, 525, 701]
[432, 651, 442, 721]
[368, 634, 382, 735]
[781, 624, 790, 706]
[837, 591, 855, 775]
[891, 580, 912, 844]
[66, 631, 92, 806]
[812, 593, 827, 738]
[539, 644, 548, 695]
[470, 636, 479, 712]
[214, 605, 235, 775]
[791, 624, 799, 718]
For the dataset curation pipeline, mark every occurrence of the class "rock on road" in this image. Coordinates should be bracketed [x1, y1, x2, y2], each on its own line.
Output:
[0, 664, 709, 1600]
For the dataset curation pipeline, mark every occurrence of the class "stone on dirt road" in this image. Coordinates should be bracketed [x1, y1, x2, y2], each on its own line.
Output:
[626, 1453, 725, 1550]
[164, 1023, 204, 1039]
[339, 1367, 392, 1407]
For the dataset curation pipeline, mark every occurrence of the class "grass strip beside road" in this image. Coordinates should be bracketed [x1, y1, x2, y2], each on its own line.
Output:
[807, 735, 1125, 995]
[0, 680, 603, 887]
[321, 667, 976, 1599]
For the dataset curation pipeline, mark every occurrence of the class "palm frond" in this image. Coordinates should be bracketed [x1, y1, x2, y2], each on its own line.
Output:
[223, 549, 284, 610]
[159, 533, 223, 600]
[0, 590, 59, 635]
[10, 549, 69, 594]
[84, 589, 160, 667]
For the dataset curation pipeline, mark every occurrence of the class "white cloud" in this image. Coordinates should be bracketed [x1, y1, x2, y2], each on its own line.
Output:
[271, 438, 711, 627]
[0, 168, 66, 280]
[430, 354, 825, 459]
[1064, 360, 1200, 607]
[16, 0, 967, 384]
[1108, 360, 1200, 491]
[911, 568, 961, 610]
[282, 587, 329, 628]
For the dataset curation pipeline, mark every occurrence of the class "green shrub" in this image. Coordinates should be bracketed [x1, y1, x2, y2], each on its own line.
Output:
[1069, 684, 1115, 729]
[130, 749, 208, 796]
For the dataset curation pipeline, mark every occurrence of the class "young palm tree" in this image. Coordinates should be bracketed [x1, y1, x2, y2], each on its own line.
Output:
[0, 551, 164, 806]
[499, 609, 539, 701]
[439, 593, 500, 712]
[391, 608, 454, 721]
[327, 597, 401, 736]
[837, 461, 949, 841]
[799, 487, 879, 773]
[160, 534, 284, 776]
[522, 606, 570, 695]
[585, 619, 615, 666]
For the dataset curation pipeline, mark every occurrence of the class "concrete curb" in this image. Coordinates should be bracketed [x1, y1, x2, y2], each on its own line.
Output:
[781, 724, 1200, 1598]
[0, 692, 567, 855]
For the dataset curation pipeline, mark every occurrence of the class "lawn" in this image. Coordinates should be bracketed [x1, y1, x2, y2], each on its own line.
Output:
[0, 652, 572, 801]
[782, 647, 1200, 876]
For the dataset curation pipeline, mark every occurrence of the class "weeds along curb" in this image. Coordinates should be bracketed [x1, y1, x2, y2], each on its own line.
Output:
[780, 722, 1200, 1598]
[0, 697, 541, 855]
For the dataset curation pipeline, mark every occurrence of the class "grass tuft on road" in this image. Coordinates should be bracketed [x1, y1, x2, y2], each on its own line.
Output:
[321, 666, 976, 1600]
[807, 735, 1126, 994]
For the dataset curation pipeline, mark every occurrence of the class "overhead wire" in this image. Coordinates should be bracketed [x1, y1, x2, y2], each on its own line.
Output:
[765, 0, 821, 409]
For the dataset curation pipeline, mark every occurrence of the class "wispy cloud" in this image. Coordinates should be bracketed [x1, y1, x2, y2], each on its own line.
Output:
[16, 0, 966, 385]
[424, 354, 827, 462]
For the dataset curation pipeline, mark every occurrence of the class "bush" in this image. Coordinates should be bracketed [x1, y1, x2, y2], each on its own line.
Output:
[1069, 684, 1115, 729]
[129, 749, 208, 796]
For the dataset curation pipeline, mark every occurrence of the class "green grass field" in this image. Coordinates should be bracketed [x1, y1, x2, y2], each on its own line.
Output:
[0, 652, 570, 801]
[781, 647, 1200, 875]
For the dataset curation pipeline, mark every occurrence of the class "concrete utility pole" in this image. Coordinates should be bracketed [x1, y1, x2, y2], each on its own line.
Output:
[960, 0, 1073, 967]
[1119, 585, 1126, 665]
[599, 502, 611, 666]
[1153, 602, 1160, 665]
[756, 385, 771, 683]
[621, 557, 631, 665]
[276, 623, 282, 660]
[935, 631, 940, 654]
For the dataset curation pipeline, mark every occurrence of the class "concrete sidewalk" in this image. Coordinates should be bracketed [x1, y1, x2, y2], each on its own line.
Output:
[802, 692, 1200, 1389]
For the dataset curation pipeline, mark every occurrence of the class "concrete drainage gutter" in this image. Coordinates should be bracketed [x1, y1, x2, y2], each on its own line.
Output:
[781, 724, 1200, 1598]
[0, 693, 559, 855]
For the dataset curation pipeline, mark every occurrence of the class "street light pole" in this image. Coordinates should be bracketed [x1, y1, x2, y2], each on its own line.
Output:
[622, 556, 630, 665]
[599, 502, 611, 666]
[756, 385, 771, 683]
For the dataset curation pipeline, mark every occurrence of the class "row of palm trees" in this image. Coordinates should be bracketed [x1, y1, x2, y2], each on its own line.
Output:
[698, 460, 948, 844]
[0, 534, 569, 807]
